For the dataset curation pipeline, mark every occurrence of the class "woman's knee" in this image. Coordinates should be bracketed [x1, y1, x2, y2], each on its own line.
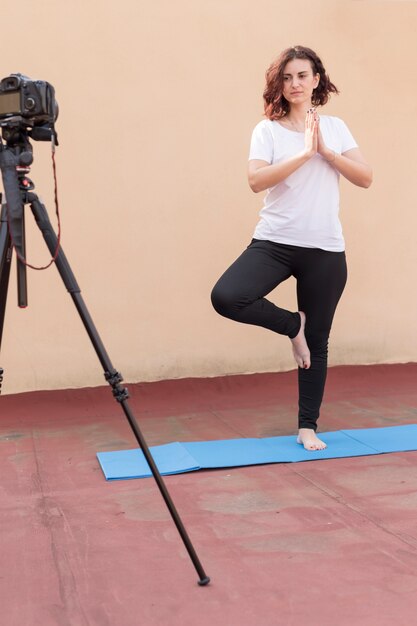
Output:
[211, 282, 234, 317]
[211, 279, 247, 319]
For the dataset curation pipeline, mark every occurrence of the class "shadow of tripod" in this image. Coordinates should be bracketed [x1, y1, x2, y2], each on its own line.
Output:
[0, 125, 210, 586]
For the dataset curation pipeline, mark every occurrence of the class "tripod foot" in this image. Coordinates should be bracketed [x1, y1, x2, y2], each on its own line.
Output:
[198, 576, 211, 586]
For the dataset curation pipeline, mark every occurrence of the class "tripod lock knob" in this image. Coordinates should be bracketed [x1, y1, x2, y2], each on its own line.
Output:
[19, 152, 33, 167]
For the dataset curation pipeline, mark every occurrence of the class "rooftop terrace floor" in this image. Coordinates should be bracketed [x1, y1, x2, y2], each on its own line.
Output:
[1, 363, 417, 626]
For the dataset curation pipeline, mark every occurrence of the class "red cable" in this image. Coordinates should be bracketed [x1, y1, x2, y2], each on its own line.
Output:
[10, 141, 61, 271]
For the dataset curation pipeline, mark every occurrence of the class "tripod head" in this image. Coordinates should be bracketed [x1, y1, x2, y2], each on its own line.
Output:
[0, 125, 35, 191]
[0, 129, 33, 257]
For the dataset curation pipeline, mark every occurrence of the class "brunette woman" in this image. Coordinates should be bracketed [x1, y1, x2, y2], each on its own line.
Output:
[211, 45, 372, 451]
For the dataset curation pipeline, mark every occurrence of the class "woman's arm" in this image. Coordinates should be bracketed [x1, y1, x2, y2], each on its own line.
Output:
[248, 151, 311, 193]
[248, 109, 318, 193]
[320, 146, 373, 188]
[316, 116, 372, 188]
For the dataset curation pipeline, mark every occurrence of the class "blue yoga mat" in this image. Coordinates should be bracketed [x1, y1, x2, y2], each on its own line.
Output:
[96, 424, 417, 481]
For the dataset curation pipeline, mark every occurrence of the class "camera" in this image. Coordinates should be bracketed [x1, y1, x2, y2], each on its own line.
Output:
[0, 74, 58, 141]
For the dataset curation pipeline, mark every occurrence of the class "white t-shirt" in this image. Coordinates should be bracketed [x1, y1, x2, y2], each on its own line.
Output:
[248, 116, 358, 251]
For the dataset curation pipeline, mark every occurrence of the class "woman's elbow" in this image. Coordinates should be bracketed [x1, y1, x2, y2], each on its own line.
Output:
[362, 168, 373, 189]
[248, 176, 263, 193]
[354, 166, 373, 189]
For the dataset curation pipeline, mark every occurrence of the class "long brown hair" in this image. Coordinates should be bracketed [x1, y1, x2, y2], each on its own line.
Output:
[263, 45, 339, 120]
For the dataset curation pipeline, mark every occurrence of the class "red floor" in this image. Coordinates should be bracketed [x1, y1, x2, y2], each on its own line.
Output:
[1, 363, 417, 626]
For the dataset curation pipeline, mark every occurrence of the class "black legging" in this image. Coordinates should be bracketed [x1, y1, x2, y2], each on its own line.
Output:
[211, 239, 347, 431]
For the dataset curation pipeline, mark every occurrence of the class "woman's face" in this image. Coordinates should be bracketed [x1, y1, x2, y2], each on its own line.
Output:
[282, 58, 320, 107]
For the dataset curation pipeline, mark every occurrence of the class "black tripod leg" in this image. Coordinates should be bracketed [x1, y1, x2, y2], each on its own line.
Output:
[16, 209, 28, 308]
[28, 193, 210, 586]
[0, 204, 13, 392]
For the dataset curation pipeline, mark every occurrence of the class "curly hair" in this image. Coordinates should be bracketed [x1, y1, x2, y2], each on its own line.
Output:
[263, 45, 339, 120]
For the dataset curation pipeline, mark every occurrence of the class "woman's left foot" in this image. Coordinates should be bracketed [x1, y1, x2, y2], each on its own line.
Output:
[297, 428, 327, 451]
[290, 312, 310, 369]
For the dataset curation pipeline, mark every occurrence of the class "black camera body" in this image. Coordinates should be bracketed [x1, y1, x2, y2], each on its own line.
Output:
[0, 74, 58, 138]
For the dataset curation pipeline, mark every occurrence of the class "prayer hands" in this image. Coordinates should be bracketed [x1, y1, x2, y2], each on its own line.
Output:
[304, 108, 333, 162]
[304, 108, 318, 157]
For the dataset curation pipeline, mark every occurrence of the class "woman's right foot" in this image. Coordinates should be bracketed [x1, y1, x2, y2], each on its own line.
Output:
[290, 311, 310, 369]
[297, 428, 327, 450]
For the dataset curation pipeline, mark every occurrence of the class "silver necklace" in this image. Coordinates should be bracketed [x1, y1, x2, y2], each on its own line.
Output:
[282, 116, 305, 132]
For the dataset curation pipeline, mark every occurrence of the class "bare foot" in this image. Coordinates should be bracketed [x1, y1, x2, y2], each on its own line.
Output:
[297, 428, 327, 451]
[290, 311, 310, 369]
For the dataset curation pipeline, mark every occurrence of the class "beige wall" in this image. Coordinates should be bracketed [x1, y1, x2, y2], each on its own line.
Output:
[0, 0, 416, 394]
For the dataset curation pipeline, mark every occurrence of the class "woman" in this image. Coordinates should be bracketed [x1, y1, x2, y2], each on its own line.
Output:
[211, 45, 372, 451]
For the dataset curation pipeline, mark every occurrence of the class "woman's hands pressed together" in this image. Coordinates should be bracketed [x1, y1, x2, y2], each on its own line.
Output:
[304, 108, 334, 161]
[304, 108, 318, 157]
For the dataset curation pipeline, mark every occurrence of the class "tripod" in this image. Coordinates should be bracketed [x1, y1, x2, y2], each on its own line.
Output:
[0, 135, 210, 586]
